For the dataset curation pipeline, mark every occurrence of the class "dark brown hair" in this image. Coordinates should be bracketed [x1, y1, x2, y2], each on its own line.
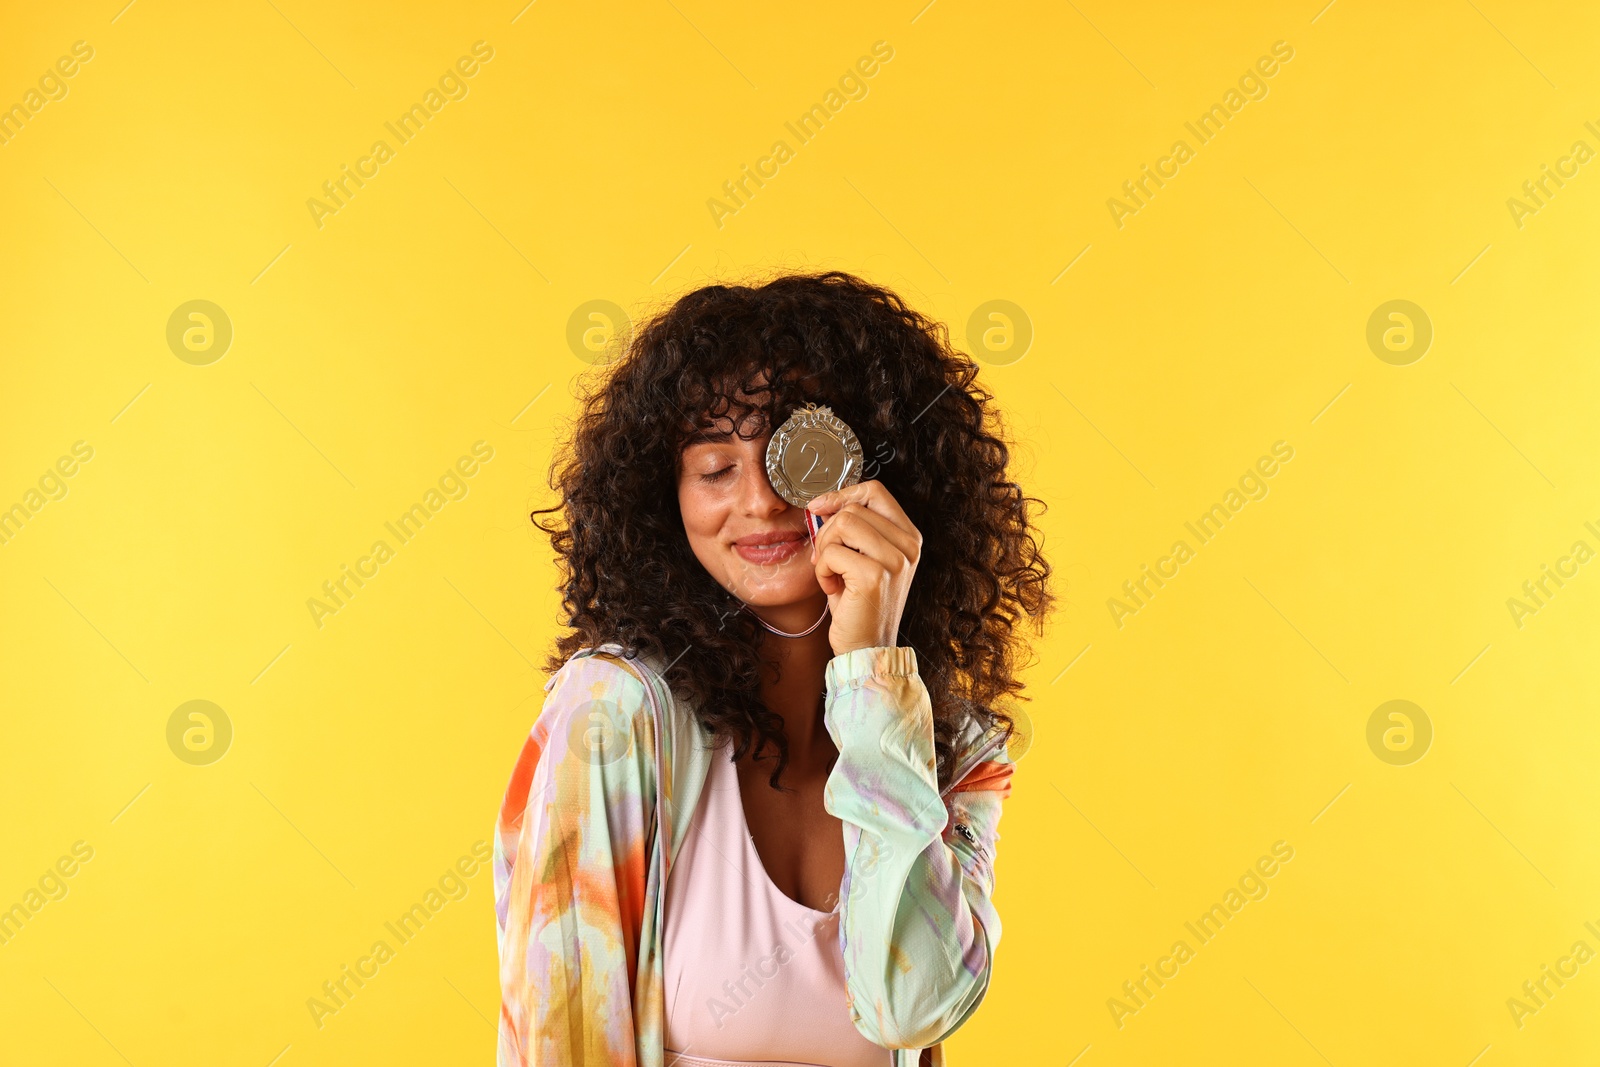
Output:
[531, 270, 1053, 791]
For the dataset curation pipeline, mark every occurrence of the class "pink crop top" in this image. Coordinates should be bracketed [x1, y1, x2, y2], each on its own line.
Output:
[662, 743, 890, 1067]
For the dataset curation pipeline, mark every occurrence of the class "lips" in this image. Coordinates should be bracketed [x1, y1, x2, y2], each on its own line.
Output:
[733, 529, 805, 564]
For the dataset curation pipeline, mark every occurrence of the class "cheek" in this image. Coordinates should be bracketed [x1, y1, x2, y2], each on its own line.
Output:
[677, 482, 726, 547]
[678, 485, 736, 590]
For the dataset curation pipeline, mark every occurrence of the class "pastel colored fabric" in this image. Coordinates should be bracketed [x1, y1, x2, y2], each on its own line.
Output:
[494, 643, 1016, 1067]
[661, 737, 886, 1066]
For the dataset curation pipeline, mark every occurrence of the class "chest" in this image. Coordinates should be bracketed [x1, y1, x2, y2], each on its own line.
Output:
[733, 755, 846, 913]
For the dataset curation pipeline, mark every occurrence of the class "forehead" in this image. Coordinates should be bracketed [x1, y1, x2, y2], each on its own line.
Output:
[678, 378, 775, 445]
[681, 408, 771, 446]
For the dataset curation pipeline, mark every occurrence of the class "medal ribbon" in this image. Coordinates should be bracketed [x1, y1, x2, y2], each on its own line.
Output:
[802, 456, 853, 544]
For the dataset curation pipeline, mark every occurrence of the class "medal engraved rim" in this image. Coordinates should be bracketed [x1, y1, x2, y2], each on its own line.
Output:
[764, 403, 865, 508]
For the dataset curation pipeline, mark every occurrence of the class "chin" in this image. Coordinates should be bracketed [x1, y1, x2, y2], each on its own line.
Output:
[727, 576, 817, 608]
[724, 557, 812, 599]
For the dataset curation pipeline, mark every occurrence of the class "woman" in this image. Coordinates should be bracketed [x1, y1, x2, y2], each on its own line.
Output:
[495, 271, 1053, 1066]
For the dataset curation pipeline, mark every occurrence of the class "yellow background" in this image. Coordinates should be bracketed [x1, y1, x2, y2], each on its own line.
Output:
[2, 0, 1597, 1063]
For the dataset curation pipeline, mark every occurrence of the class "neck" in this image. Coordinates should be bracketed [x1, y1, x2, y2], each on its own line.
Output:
[753, 594, 835, 764]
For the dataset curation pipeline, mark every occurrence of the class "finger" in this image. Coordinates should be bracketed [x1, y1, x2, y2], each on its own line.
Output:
[807, 480, 918, 544]
[806, 479, 902, 522]
[813, 539, 889, 596]
[814, 560, 845, 597]
[810, 503, 917, 573]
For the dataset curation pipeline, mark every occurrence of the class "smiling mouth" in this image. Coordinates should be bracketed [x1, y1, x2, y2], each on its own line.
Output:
[733, 535, 805, 563]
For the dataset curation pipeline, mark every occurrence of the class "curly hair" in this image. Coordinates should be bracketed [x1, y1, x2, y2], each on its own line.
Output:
[531, 270, 1054, 792]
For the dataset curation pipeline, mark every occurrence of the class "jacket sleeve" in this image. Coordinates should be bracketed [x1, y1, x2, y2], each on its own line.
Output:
[821, 646, 1013, 1050]
[494, 653, 657, 1067]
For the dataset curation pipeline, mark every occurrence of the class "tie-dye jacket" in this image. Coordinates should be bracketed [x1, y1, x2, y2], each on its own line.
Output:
[494, 642, 1016, 1067]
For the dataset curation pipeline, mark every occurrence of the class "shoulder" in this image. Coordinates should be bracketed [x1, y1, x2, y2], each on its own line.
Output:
[543, 649, 651, 714]
[495, 649, 664, 934]
[534, 649, 660, 765]
[498, 649, 663, 839]
[499, 650, 658, 816]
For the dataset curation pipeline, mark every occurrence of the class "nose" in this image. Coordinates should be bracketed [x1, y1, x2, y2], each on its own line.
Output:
[739, 440, 789, 517]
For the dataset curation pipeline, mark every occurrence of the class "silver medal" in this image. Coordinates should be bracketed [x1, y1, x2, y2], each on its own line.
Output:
[764, 403, 864, 510]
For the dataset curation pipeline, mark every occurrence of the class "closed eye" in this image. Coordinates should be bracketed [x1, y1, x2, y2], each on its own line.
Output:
[699, 466, 735, 483]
